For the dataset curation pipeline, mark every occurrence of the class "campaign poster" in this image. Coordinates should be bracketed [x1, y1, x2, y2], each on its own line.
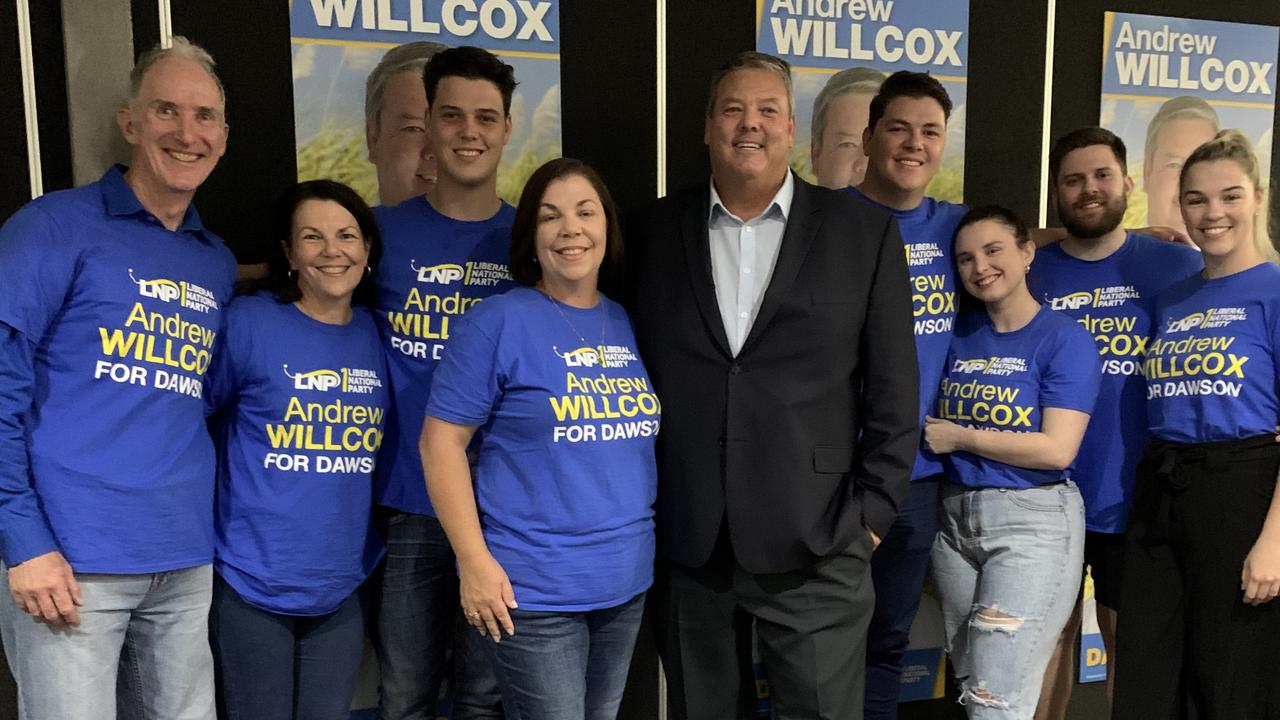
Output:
[756, 0, 970, 202]
[1100, 12, 1277, 249]
[290, 0, 562, 206]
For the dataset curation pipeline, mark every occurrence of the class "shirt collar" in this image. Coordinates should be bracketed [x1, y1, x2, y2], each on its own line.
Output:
[100, 164, 213, 241]
[708, 170, 794, 224]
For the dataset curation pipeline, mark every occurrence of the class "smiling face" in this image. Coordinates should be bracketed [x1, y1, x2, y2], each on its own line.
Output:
[704, 68, 795, 191]
[1180, 158, 1262, 264]
[427, 76, 511, 191]
[534, 174, 607, 298]
[117, 56, 228, 205]
[812, 91, 874, 189]
[367, 70, 434, 206]
[954, 218, 1035, 307]
[1144, 117, 1217, 232]
[1054, 144, 1133, 240]
[862, 95, 946, 204]
[287, 199, 371, 308]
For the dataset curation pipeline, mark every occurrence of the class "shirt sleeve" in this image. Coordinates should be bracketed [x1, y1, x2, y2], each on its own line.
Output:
[204, 302, 246, 417]
[0, 322, 58, 566]
[0, 204, 79, 341]
[1040, 323, 1102, 415]
[425, 307, 504, 426]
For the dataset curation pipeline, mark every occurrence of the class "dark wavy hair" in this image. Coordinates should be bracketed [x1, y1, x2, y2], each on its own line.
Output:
[509, 158, 624, 296]
[867, 70, 952, 133]
[424, 46, 517, 115]
[951, 205, 1032, 316]
[239, 179, 382, 308]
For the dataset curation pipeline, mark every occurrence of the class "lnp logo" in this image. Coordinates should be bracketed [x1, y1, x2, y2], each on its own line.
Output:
[411, 261, 465, 284]
[283, 364, 342, 391]
[952, 358, 991, 374]
[1165, 307, 1248, 333]
[555, 346, 602, 368]
[1049, 291, 1093, 311]
[129, 269, 219, 313]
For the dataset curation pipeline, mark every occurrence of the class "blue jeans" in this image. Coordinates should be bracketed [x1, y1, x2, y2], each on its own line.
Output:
[931, 482, 1084, 719]
[209, 574, 365, 719]
[0, 563, 215, 720]
[374, 511, 501, 720]
[485, 593, 645, 720]
[865, 476, 941, 720]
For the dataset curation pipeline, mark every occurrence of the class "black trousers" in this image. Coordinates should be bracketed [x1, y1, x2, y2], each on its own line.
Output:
[1112, 435, 1280, 720]
[654, 525, 876, 720]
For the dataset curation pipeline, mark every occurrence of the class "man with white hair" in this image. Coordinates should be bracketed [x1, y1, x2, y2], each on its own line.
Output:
[0, 37, 236, 719]
[366, 41, 448, 206]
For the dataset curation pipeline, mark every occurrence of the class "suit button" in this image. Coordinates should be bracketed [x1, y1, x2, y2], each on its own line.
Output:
[729, 364, 741, 375]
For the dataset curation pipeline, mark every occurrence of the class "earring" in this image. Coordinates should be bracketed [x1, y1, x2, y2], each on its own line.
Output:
[288, 269, 297, 281]
[1025, 264, 1031, 273]
[365, 265, 372, 277]
[532, 257, 539, 264]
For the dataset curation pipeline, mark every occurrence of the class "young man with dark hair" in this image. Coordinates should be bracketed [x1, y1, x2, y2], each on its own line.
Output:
[844, 69, 967, 720]
[1028, 126, 1201, 718]
[371, 45, 515, 720]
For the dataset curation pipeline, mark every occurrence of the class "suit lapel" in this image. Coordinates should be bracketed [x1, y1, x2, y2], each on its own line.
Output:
[678, 189, 732, 358]
[740, 175, 819, 354]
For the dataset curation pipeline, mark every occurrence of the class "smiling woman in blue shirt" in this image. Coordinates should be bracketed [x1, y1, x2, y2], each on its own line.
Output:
[422, 157, 658, 720]
[206, 179, 388, 720]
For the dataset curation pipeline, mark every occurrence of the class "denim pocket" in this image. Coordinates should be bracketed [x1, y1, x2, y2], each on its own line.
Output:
[1005, 486, 1067, 513]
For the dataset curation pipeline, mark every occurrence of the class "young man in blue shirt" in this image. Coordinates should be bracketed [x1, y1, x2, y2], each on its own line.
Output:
[844, 71, 968, 720]
[0, 38, 237, 720]
[1028, 127, 1201, 717]
[371, 46, 514, 720]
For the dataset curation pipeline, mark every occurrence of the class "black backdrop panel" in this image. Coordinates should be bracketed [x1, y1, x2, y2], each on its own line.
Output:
[32, 1, 71, 196]
[964, 0, 1049, 223]
[561, 0, 658, 215]
[170, 0, 297, 264]
[665, 2, 755, 194]
[0, 0, 31, 220]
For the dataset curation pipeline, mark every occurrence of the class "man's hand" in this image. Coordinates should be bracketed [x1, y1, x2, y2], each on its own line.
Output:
[865, 525, 882, 550]
[1137, 225, 1194, 247]
[8, 551, 82, 627]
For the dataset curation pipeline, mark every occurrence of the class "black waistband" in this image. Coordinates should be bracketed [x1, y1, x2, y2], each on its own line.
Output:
[1146, 434, 1280, 490]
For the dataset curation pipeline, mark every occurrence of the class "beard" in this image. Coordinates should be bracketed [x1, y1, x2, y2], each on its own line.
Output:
[1059, 194, 1127, 239]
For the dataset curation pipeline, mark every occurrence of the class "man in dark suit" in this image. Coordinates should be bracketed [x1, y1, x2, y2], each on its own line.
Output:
[629, 51, 920, 719]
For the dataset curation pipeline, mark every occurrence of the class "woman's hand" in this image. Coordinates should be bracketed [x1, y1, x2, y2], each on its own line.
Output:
[923, 416, 968, 455]
[1242, 535, 1280, 605]
[459, 551, 518, 641]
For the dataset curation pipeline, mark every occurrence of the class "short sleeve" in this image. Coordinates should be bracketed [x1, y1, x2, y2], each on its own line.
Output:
[0, 204, 80, 341]
[1040, 323, 1102, 415]
[425, 308, 504, 426]
[204, 302, 249, 416]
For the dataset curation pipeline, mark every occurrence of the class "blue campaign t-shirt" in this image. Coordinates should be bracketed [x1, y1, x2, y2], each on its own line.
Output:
[1145, 262, 1280, 443]
[937, 307, 1101, 490]
[426, 287, 659, 611]
[207, 295, 388, 615]
[845, 187, 967, 480]
[1028, 234, 1201, 532]
[0, 166, 236, 572]
[373, 197, 515, 515]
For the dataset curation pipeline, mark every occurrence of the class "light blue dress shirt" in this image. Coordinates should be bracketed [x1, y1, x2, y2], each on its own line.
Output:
[707, 172, 795, 355]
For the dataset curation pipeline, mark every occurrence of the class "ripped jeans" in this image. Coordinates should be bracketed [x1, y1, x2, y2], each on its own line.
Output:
[931, 481, 1084, 719]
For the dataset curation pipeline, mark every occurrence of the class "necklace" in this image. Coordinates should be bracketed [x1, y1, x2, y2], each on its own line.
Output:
[543, 289, 608, 364]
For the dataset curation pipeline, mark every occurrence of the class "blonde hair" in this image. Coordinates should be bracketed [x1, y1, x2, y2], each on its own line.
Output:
[1181, 129, 1275, 261]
